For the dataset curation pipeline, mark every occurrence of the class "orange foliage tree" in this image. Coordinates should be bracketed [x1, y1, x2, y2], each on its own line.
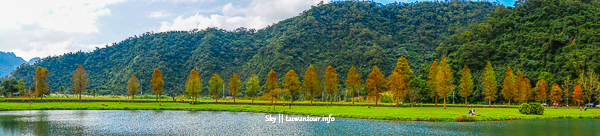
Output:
[302, 65, 321, 105]
[70, 65, 88, 100]
[482, 61, 497, 106]
[324, 66, 339, 104]
[150, 69, 164, 105]
[535, 79, 549, 104]
[387, 71, 407, 107]
[264, 69, 280, 106]
[501, 67, 517, 107]
[427, 61, 440, 105]
[366, 65, 386, 105]
[522, 78, 533, 103]
[437, 55, 454, 109]
[549, 83, 563, 108]
[572, 85, 584, 106]
[228, 73, 242, 103]
[344, 66, 363, 105]
[283, 70, 301, 108]
[459, 65, 473, 105]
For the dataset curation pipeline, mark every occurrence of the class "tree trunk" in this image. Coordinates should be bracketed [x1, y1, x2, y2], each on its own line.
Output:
[252, 97, 254, 103]
[330, 93, 333, 105]
[159, 94, 161, 106]
[233, 95, 236, 103]
[465, 97, 468, 106]
[310, 95, 313, 105]
[132, 95, 134, 102]
[375, 89, 378, 105]
[352, 91, 355, 105]
[443, 96, 446, 109]
[156, 94, 158, 102]
[79, 92, 82, 100]
[435, 95, 438, 106]
[215, 94, 218, 103]
[508, 99, 511, 107]
[489, 99, 491, 106]
[290, 92, 293, 109]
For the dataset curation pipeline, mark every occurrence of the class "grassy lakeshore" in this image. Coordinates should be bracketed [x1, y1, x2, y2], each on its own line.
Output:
[0, 102, 598, 122]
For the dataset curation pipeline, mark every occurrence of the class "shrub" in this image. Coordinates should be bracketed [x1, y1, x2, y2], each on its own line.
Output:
[380, 95, 391, 103]
[519, 103, 544, 115]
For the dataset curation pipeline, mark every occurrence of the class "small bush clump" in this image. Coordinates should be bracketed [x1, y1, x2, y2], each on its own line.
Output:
[519, 103, 544, 115]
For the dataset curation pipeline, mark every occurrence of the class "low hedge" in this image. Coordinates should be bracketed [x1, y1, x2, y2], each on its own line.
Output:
[519, 103, 544, 115]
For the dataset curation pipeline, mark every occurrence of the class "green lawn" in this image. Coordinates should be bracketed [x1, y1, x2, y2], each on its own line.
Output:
[0, 102, 598, 121]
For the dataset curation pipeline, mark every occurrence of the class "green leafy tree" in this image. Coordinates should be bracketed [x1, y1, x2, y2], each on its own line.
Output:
[208, 74, 224, 102]
[185, 70, 202, 104]
[127, 75, 140, 102]
[245, 73, 261, 103]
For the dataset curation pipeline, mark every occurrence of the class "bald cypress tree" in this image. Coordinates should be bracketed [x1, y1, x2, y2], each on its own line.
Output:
[302, 65, 320, 105]
[185, 70, 202, 104]
[127, 75, 140, 102]
[366, 65, 386, 105]
[345, 66, 363, 105]
[70, 65, 88, 100]
[283, 70, 301, 108]
[150, 69, 164, 105]
[459, 65, 473, 105]
[208, 74, 224, 102]
[324, 66, 340, 105]
[228, 73, 242, 103]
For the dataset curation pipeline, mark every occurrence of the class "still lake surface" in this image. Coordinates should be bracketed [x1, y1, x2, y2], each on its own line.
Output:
[0, 110, 598, 135]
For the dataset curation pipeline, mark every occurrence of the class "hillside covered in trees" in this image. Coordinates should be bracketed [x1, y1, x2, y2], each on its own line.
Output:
[11, 1, 499, 97]
[436, 0, 600, 103]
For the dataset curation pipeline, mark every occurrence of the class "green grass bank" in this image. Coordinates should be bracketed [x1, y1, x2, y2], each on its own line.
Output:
[0, 102, 598, 122]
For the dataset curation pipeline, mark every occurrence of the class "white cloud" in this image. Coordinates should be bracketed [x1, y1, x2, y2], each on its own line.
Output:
[0, 0, 123, 60]
[148, 10, 172, 18]
[158, 0, 326, 32]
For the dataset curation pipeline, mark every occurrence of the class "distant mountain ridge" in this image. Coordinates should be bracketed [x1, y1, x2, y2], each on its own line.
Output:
[0, 52, 26, 77]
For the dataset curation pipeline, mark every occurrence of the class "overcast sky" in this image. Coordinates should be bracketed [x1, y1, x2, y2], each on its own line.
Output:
[0, 0, 515, 61]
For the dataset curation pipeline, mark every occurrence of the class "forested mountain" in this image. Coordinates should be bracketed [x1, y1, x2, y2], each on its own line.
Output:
[12, 1, 499, 96]
[436, 0, 600, 102]
[0, 52, 26, 77]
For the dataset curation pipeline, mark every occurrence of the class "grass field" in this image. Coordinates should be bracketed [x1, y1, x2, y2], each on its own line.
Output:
[0, 101, 598, 122]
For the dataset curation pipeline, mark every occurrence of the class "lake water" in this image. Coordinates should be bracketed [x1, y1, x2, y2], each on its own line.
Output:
[0, 110, 598, 135]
